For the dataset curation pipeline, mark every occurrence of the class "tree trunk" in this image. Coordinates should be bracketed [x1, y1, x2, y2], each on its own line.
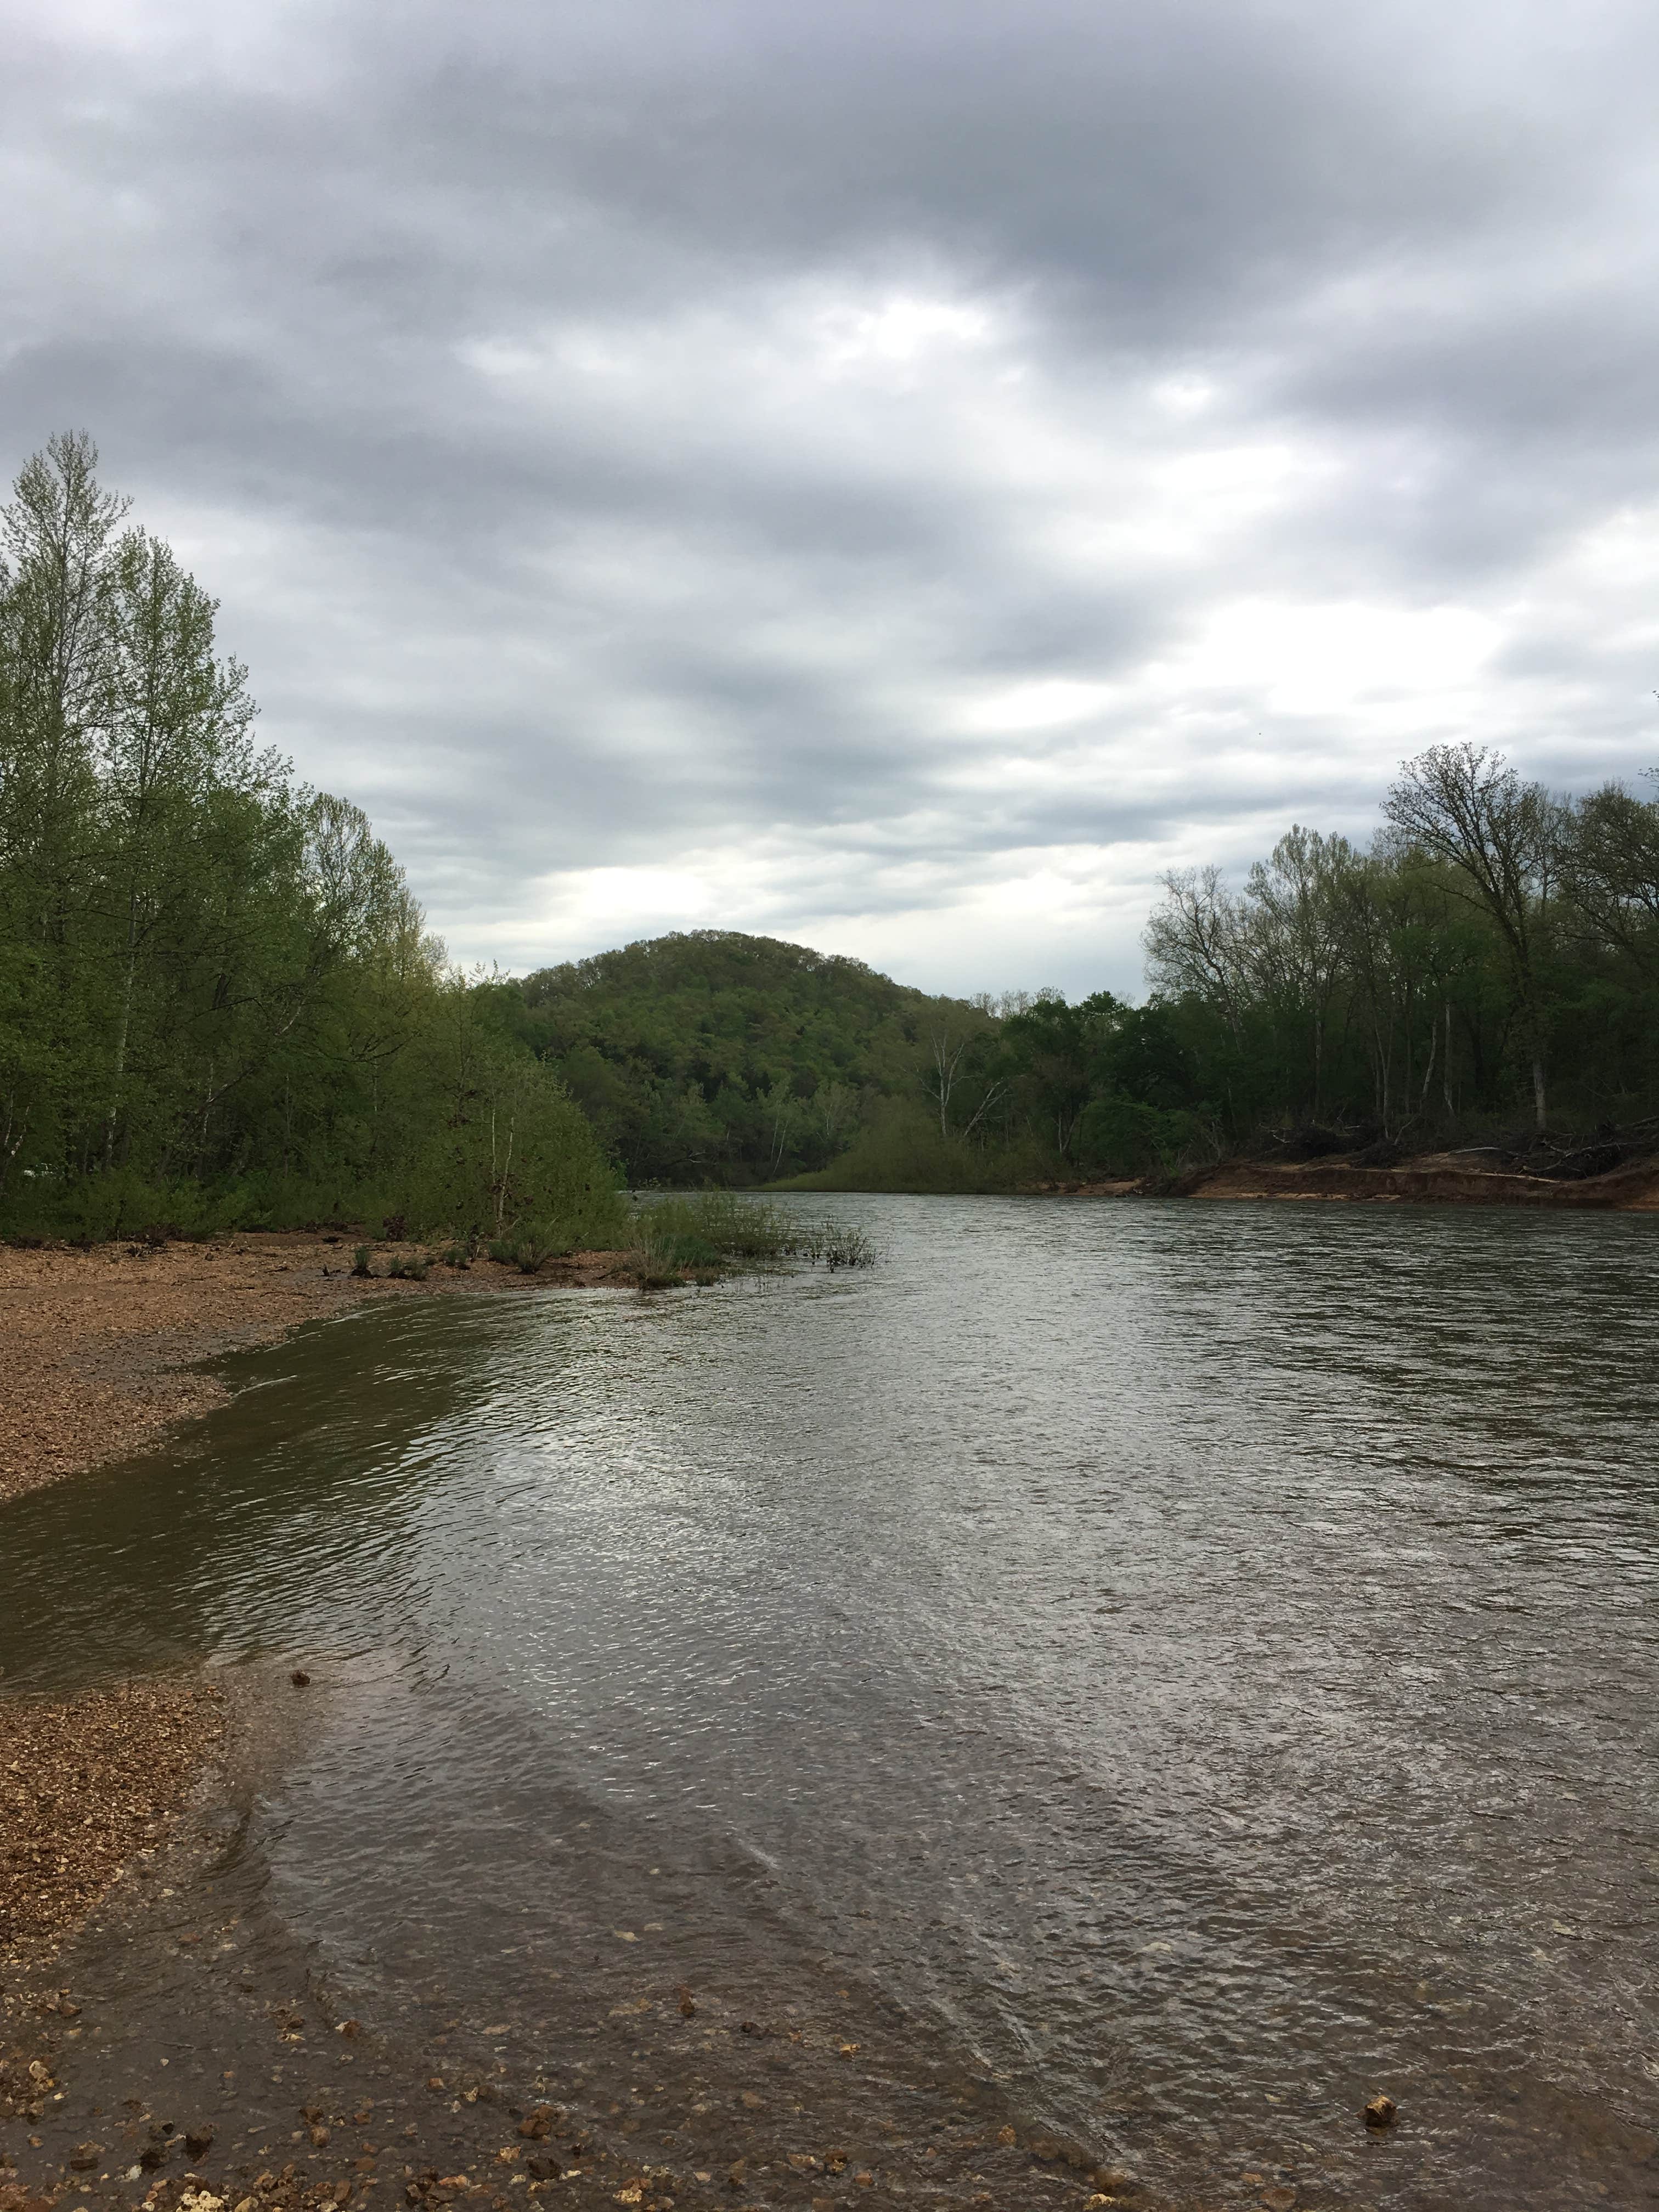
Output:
[104, 902, 139, 1169]
[1313, 1008, 1324, 1120]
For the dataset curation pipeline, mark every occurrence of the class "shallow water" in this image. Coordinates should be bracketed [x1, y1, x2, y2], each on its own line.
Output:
[5, 1196, 1658, 2206]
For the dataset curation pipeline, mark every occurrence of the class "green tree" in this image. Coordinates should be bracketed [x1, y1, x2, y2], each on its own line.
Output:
[1383, 743, 1559, 1130]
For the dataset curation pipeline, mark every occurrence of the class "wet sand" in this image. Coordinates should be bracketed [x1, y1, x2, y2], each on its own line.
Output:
[1, 1670, 1132, 2212]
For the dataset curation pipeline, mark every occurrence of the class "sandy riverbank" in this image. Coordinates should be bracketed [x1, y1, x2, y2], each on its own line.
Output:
[0, 1235, 640, 1513]
[0, 1235, 633, 2044]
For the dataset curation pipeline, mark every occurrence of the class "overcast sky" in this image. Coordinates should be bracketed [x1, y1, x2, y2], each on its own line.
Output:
[5, 0, 1658, 996]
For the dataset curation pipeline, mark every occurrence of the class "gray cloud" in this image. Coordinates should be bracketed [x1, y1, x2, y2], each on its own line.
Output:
[4, 0, 1657, 995]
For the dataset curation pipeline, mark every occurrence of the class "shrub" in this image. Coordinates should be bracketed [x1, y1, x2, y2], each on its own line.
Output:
[779, 1104, 1049, 1194]
[1076, 1095, 1203, 1178]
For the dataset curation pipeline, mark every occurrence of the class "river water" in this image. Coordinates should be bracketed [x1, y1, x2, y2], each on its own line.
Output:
[4, 1196, 1658, 2208]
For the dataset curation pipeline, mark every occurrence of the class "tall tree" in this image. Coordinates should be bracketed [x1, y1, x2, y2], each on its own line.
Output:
[0, 433, 619, 1241]
[1561, 780, 1659, 982]
[1383, 743, 1558, 1130]
[95, 528, 260, 1162]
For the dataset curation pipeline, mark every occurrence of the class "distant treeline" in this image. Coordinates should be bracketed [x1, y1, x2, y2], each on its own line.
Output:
[494, 930, 1202, 1190]
[0, 434, 620, 1245]
[10, 437, 1652, 1229]
[797, 743, 1659, 1186]
[512, 932, 1000, 1184]
[504, 743, 1659, 1190]
[1138, 743, 1659, 1159]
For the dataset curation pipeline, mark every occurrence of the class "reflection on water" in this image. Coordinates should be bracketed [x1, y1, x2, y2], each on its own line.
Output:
[5, 1197, 1659, 2207]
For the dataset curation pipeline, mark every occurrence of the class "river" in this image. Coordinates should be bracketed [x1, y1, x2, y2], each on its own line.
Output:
[4, 1195, 1657, 2208]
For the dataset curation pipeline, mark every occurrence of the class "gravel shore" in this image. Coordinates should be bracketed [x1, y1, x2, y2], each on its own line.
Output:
[0, 1235, 635, 1511]
[0, 1237, 630, 1978]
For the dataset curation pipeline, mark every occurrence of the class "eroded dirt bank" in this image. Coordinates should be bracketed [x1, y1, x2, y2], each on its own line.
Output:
[1030, 1152, 1659, 1209]
[1177, 1149, 1659, 1209]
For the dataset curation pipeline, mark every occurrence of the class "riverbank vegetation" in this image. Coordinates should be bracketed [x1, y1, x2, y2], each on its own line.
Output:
[514, 932, 1201, 1193]
[628, 1189, 876, 1283]
[1138, 743, 1659, 1172]
[777, 747, 1659, 1192]
[0, 435, 622, 1246]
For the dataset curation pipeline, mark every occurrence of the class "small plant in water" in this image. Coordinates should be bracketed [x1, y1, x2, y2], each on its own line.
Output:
[817, 1223, 877, 1269]
[624, 1190, 879, 1284]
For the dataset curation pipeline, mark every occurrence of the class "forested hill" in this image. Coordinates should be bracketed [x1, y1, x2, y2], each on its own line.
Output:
[517, 931, 995, 1183]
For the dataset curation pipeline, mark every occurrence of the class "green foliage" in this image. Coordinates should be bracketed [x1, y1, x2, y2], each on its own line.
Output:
[518, 930, 998, 1184]
[1143, 747, 1659, 1146]
[501, 1221, 572, 1273]
[0, 433, 624, 1244]
[351, 1245, 373, 1277]
[630, 1189, 787, 1271]
[1075, 1097, 1203, 1178]
[783, 1102, 1054, 1193]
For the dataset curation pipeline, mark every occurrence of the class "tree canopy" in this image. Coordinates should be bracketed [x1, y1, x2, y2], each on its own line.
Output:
[1142, 743, 1659, 1156]
[0, 433, 619, 1246]
[516, 929, 1000, 1183]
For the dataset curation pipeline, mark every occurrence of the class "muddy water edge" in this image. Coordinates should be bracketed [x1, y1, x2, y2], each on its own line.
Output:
[2, 1195, 1657, 2212]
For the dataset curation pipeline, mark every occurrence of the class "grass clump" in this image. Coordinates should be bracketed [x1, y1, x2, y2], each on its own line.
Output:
[628, 1191, 781, 1282]
[485, 1220, 572, 1274]
[627, 1190, 878, 1285]
[386, 1252, 429, 1280]
[784, 1218, 878, 1269]
[351, 1244, 374, 1278]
